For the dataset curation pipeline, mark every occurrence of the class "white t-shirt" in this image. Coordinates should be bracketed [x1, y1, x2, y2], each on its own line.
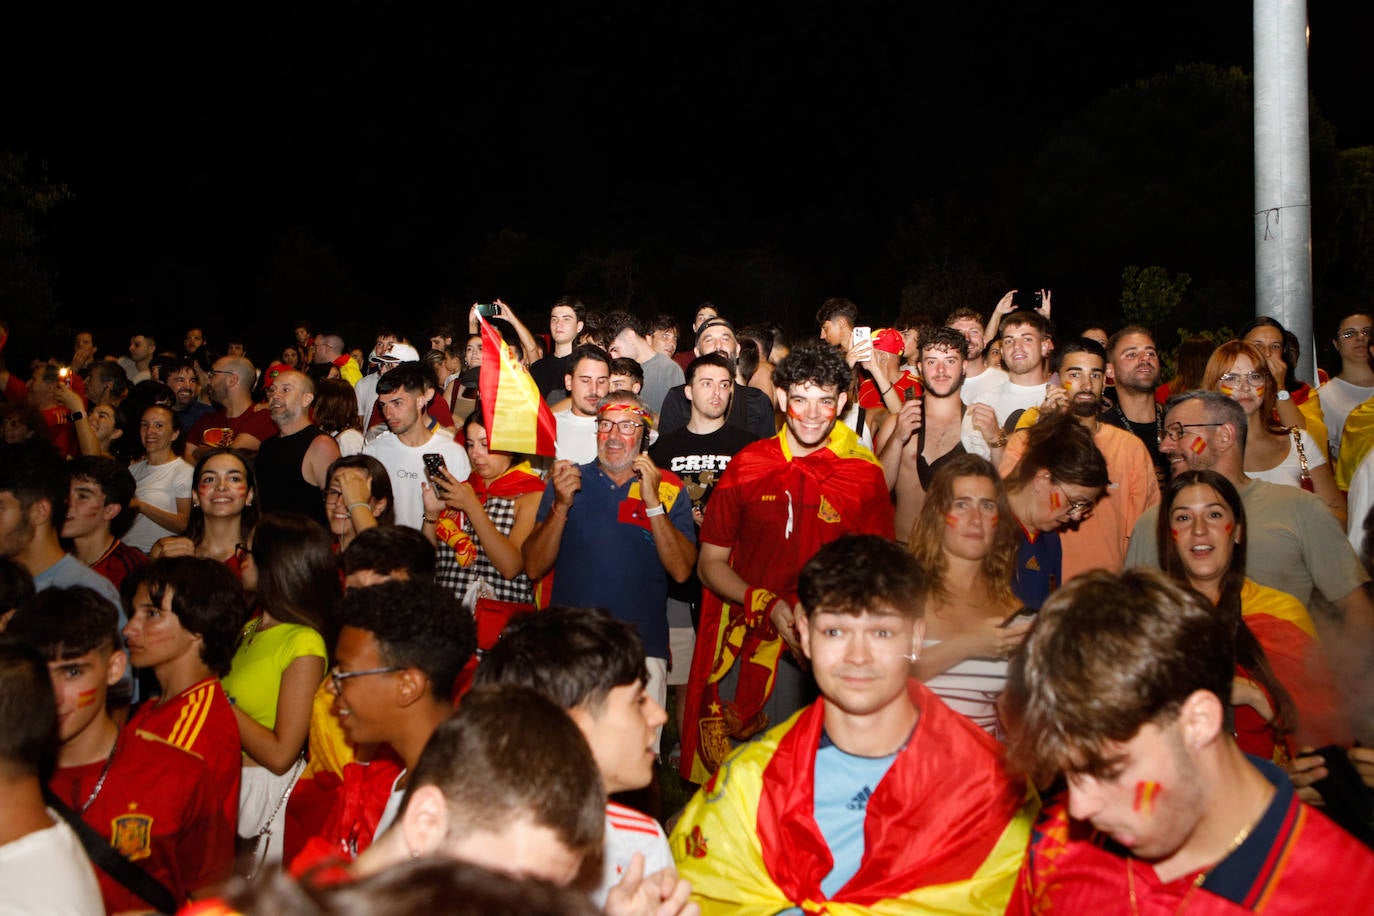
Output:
[125, 457, 194, 552]
[0, 811, 104, 915]
[354, 372, 380, 425]
[974, 377, 1048, 428]
[556, 412, 599, 464]
[363, 429, 471, 529]
[960, 366, 1009, 407]
[1318, 377, 1374, 458]
[1348, 448, 1374, 551]
[592, 802, 673, 908]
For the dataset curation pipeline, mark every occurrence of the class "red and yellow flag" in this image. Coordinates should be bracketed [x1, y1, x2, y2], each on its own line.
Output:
[478, 316, 557, 456]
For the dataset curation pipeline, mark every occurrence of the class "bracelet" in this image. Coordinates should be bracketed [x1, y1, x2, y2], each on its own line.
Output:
[346, 501, 370, 512]
[69, 411, 85, 422]
[644, 504, 666, 518]
[990, 432, 1008, 449]
[422, 515, 438, 524]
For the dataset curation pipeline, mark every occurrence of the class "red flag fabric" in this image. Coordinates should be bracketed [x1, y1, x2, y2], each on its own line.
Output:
[478, 316, 557, 456]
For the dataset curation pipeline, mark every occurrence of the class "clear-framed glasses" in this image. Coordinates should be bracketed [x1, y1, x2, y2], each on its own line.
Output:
[1053, 484, 1095, 518]
[1160, 421, 1225, 442]
[329, 665, 405, 692]
[1217, 371, 1265, 388]
[1339, 327, 1373, 341]
[596, 419, 643, 435]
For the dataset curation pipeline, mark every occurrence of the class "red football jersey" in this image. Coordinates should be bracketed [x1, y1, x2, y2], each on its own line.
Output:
[126, 678, 241, 831]
[50, 729, 234, 912]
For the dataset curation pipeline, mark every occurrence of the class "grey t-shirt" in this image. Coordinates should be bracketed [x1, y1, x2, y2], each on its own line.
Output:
[640, 352, 686, 417]
[1124, 478, 1368, 608]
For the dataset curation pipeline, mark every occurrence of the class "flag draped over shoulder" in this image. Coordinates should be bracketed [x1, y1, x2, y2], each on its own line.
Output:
[478, 316, 556, 457]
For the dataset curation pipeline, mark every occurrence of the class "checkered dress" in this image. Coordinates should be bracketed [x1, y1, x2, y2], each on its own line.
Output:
[433, 493, 535, 606]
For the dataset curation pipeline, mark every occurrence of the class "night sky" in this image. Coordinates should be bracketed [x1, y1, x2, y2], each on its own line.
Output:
[4, 2, 1372, 360]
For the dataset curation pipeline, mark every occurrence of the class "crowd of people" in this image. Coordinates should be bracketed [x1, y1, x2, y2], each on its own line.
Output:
[1, 293, 1374, 914]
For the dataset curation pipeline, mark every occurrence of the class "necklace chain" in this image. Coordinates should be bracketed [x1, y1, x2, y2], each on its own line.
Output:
[79, 736, 119, 814]
[1126, 823, 1252, 915]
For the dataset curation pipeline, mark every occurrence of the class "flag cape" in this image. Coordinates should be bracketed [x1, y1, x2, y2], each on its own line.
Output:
[671, 680, 1034, 915]
[478, 316, 557, 456]
[679, 422, 893, 783]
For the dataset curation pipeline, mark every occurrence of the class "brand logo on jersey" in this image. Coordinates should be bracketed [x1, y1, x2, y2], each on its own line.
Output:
[1025, 556, 1041, 571]
[847, 786, 873, 811]
[111, 806, 153, 861]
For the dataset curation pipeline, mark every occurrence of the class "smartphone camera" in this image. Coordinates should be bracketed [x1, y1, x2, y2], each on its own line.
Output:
[476, 303, 500, 318]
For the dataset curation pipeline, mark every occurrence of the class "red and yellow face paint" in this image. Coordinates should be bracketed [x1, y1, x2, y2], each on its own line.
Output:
[76, 687, 99, 709]
[944, 513, 959, 527]
[1049, 490, 1062, 510]
[1132, 780, 1161, 814]
[1190, 437, 1207, 456]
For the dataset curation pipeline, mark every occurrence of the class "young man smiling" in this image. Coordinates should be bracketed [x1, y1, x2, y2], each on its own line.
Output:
[672, 535, 1033, 914]
[680, 341, 894, 783]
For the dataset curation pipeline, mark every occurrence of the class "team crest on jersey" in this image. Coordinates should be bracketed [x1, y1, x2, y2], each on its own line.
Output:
[683, 825, 709, 859]
[816, 495, 840, 524]
[111, 806, 153, 861]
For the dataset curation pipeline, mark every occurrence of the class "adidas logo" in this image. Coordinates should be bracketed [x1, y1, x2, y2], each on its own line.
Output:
[846, 787, 873, 811]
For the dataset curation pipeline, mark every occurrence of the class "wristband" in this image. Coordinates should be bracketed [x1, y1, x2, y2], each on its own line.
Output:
[346, 501, 370, 512]
[742, 586, 781, 632]
[69, 411, 85, 422]
[422, 515, 438, 524]
[644, 504, 666, 518]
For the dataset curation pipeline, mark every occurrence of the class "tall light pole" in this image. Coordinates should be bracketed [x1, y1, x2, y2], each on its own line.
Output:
[1254, 0, 1314, 382]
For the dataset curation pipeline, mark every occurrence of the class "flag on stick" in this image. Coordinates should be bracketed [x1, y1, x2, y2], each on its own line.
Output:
[478, 316, 557, 456]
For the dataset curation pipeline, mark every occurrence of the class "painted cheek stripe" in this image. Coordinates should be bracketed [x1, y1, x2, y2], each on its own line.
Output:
[1133, 780, 1160, 814]
[1049, 490, 1062, 510]
[1190, 438, 1207, 455]
[76, 688, 99, 709]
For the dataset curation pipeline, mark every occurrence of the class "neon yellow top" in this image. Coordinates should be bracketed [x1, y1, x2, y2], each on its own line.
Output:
[222, 620, 326, 729]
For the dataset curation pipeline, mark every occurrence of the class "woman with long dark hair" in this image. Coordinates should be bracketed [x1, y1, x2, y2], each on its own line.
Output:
[152, 447, 259, 573]
[1155, 469, 1347, 762]
[223, 512, 338, 867]
[322, 454, 394, 552]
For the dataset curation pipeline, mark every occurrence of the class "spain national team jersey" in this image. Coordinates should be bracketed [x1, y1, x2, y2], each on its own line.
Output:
[126, 678, 241, 831]
[50, 729, 234, 912]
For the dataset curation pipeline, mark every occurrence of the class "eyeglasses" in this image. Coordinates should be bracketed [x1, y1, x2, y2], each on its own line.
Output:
[323, 489, 344, 502]
[329, 665, 405, 693]
[1339, 327, 1373, 341]
[208, 368, 236, 377]
[1053, 485, 1095, 518]
[1160, 421, 1225, 442]
[1217, 371, 1265, 388]
[596, 419, 644, 435]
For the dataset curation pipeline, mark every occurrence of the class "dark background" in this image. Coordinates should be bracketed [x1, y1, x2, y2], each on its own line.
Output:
[3, 2, 1372, 372]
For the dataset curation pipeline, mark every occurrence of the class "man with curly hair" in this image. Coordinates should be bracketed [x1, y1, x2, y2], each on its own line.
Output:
[679, 340, 894, 784]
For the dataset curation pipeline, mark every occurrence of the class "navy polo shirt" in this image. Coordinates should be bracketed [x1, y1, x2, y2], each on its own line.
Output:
[537, 461, 696, 659]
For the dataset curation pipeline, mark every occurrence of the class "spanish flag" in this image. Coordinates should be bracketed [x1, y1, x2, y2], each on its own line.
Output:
[478, 316, 557, 456]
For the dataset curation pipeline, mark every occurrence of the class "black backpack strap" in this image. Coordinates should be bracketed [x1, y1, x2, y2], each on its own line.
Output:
[43, 787, 180, 915]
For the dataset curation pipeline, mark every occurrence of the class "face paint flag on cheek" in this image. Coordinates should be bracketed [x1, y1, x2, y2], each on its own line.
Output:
[1219, 386, 1234, 398]
[1133, 780, 1160, 814]
[76, 687, 99, 709]
[944, 514, 959, 527]
[1190, 438, 1207, 455]
[1049, 490, 1062, 510]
